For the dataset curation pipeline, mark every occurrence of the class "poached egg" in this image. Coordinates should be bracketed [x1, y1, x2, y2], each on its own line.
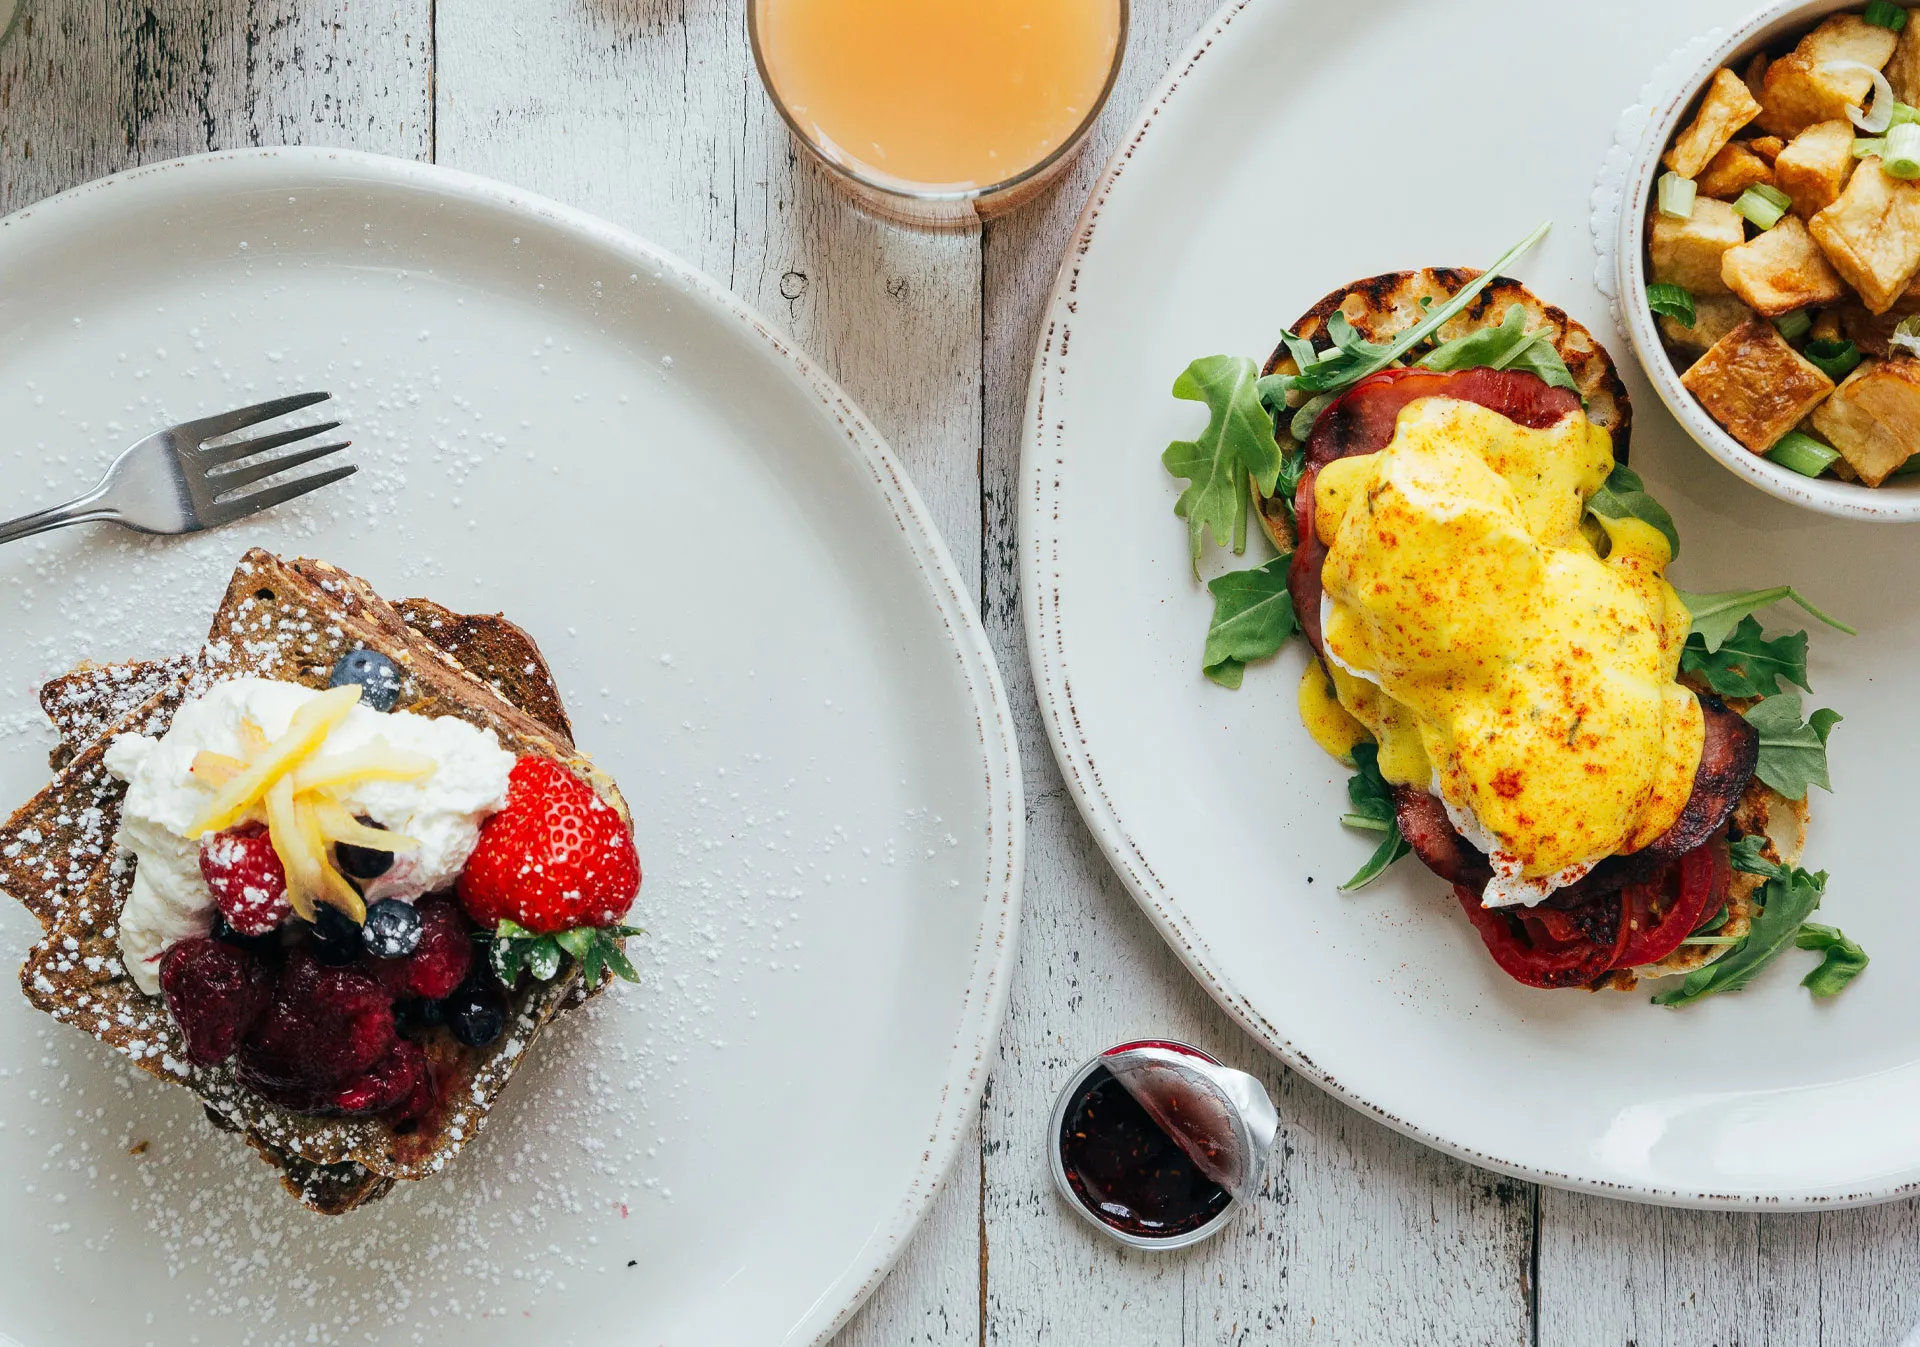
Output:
[1302, 396, 1702, 908]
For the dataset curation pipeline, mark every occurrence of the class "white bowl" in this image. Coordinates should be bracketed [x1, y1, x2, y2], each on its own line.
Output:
[1615, 0, 1920, 522]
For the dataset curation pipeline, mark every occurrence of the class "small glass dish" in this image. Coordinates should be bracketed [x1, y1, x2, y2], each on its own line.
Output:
[748, 0, 1129, 229]
[1048, 1039, 1277, 1251]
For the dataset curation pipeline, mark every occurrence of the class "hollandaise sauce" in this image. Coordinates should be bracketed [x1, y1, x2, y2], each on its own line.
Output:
[1308, 397, 1701, 898]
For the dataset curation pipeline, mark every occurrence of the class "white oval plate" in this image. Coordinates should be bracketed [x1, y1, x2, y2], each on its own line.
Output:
[1023, 0, 1920, 1208]
[0, 148, 1020, 1344]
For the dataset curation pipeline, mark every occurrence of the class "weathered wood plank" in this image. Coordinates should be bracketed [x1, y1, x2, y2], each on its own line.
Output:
[1538, 1190, 1920, 1346]
[976, 4, 1535, 1343]
[0, 0, 430, 213]
[431, 5, 984, 1343]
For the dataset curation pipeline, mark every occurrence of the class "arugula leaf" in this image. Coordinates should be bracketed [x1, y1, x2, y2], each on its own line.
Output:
[1796, 922, 1869, 997]
[1743, 693, 1841, 799]
[1729, 832, 1778, 877]
[1418, 303, 1580, 395]
[1271, 442, 1307, 535]
[1253, 222, 1553, 440]
[1654, 864, 1829, 1006]
[1340, 742, 1410, 891]
[1202, 555, 1297, 689]
[1164, 356, 1285, 566]
[1675, 586, 1856, 653]
[1678, 617, 1811, 698]
[1586, 463, 1681, 560]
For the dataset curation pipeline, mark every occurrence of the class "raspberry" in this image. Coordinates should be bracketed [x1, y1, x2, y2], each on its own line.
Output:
[199, 824, 291, 937]
[372, 897, 474, 1000]
[159, 937, 271, 1066]
[236, 953, 396, 1113]
[331, 1039, 430, 1118]
[458, 757, 641, 935]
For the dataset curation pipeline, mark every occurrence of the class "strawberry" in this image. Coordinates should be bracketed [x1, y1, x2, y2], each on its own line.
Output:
[200, 823, 293, 936]
[457, 757, 640, 936]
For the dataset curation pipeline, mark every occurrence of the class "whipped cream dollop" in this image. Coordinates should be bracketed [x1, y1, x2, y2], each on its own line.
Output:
[105, 677, 515, 994]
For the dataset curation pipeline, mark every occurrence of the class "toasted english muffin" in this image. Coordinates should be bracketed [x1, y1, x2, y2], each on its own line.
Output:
[1254, 269, 1633, 552]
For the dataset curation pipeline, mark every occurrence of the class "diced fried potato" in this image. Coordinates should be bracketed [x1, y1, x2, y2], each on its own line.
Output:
[1842, 303, 1905, 359]
[1810, 359, 1920, 484]
[1682, 317, 1837, 451]
[1668, 69, 1764, 178]
[1888, 10, 1920, 104]
[1660, 294, 1755, 355]
[1650, 197, 1748, 295]
[1745, 50, 1770, 102]
[1722, 216, 1849, 315]
[1757, 16, 1900, 137]
[1810, 160, 1920, 313]
[1750, 135, 1786, 164]
[1811, 308, 1845, 343]
[1774, 120, 1857, 218]
[1698, 141, 1776, 199]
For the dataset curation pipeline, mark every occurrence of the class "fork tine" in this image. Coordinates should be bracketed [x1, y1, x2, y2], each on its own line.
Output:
[203, 463, 358, 526]
[199, 420, 342, 468]
[175, 391, 332, 445]
[207, 442, 353, 495]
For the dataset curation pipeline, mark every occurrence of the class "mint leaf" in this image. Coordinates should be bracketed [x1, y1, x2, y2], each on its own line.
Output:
[1744, 693, 1840, 799]
[1203, 556, 1297, 688]
[1587, 463, 1681, 561]
[1164, 356, 1285, 565]
[1419, 303, 1580, 395]
[1675, 586, 1855, 653]
[1654, 864, 1828, 1006]
[1340, 742, 1409, 891]
[1679, 617, 1811, 698]
[1796, 922, 1869, 997]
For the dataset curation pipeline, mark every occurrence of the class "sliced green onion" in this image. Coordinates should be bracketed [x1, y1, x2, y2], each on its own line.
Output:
[1647, 282, 1697, 328]
[1767, 431, 1842, 477]
[1886, 122, 1920, 179]
[1774, 309, 1813, 341]
[1895, 314, 1920, 358]
[1867, 0, 1909, 32]
[1893, 101, 1920, 127]
[1804, 338, 1864, 381]
[1857, 135, 1890, 159]
[1734, 184, 1791, 229]
[1658, 171, 1698, 219]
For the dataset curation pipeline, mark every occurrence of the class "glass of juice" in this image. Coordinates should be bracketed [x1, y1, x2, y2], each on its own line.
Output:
[750, 0, 1128, 228]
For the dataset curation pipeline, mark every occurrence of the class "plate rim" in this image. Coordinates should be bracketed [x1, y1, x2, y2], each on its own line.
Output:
[1018, 0, 1916, 1211]
[0, 144, 1027, 1340]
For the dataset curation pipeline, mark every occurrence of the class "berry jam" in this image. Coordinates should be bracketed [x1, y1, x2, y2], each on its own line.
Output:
[1058, 1065, 1233, 1238]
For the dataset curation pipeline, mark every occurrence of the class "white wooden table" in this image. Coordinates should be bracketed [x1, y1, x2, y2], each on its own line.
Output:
[5, 3, 1919, 1343]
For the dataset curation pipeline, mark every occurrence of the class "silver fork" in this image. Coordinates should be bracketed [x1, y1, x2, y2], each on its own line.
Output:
[0, 392, 354, 547]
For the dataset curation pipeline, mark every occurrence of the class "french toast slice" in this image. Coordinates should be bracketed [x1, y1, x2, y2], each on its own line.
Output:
[8, 550, 635, 1212]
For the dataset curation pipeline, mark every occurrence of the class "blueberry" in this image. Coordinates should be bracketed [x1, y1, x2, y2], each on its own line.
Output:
[394, 997, 447, 1032]
[211, 911, 281, 959]
[362, 899, 422, 959]
[328, 650, 402, 713]
[336, 817, 394, 881]
[309, 903, 363, 966]
[445, 977, 508, 1047]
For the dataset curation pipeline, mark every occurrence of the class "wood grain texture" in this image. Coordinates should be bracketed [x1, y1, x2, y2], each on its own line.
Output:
[5, 3, 1920, 1345]
[0, 0, 430, 212]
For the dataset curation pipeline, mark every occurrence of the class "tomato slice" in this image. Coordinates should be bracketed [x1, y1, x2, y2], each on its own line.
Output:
[1610, 837, 1727, 970]
[1453, 885, 1621, 989]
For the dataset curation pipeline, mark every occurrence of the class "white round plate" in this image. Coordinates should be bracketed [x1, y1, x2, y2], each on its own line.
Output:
[0, 148, 1020, 1344]
[1024, 0, 1920, 1208]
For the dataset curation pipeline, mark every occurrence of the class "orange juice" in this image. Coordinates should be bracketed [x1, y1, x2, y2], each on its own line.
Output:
[754, 0, 1124, 192]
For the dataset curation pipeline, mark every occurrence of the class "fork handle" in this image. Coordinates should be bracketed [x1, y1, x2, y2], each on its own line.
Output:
[0, 490, 117, 547]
